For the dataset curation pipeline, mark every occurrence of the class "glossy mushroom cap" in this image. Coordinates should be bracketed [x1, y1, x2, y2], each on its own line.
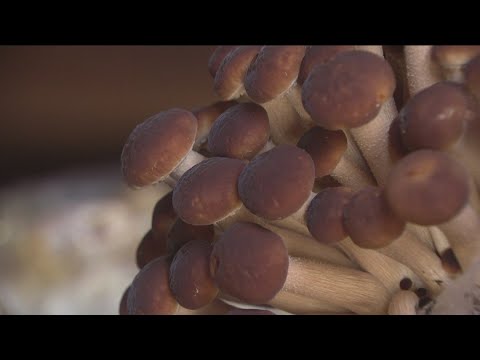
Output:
[302, 50, 396, 130]
[306, 187, 354, 244]
[388, 115, 410, 163]
[385, 150, 470, 225]
[136, 230, 167, 269]
[208, 46, 238, 78]
[167, 219, 215, 255]
[244, 46, 306, 103]
[173, 157, 246, 225]
[431, 46, 480, 70]
[151, 191, 177, 238]
[208, 103, 270, 160]
[226, 308, 276, 315]
[192, 100, 238, 146]
[119, 286, 130, 315]
[121, 108, 198, 188]
[398, 82, 471, 151]
[127, 257, 179, 315]
[210, 222, 289, 304]
[464, 55, 480, 100]
[214, 46, 262, 100]
[169, 240, 218, 310]
[297, 45, 355, 85]
[297, 127, 348, 178]
[238, 144, 315, 220]
[343, 186, 405, 249]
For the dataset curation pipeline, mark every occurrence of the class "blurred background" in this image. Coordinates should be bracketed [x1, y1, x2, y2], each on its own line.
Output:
[0, 46, 217, 314]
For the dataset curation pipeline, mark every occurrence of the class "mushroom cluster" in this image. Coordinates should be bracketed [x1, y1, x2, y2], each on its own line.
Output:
[118, 45, 480, 315]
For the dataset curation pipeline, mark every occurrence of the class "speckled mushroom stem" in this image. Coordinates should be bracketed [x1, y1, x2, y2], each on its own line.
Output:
[284, 257, 390, 315]
[404, 45, 441, 94]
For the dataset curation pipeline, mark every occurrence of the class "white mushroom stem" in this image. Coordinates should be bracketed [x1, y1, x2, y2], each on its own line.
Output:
[404, 45, 442, 94]
[329, 155, 377, 191]
[170, 150, 206, 180]
[428, 226, 451, 255]
[284, 257, 390, 315]
[387, 290, 419, 315]
[438, 204, 480, 271]
[379, 229, 451, 295]
[338, 238, 424, 294]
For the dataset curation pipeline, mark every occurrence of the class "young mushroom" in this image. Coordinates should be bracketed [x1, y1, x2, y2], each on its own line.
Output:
[302, 48, 397, 185]
[342, 186, 450, 294]
[169, 240, 218, 310]
[385, 149, 480, 271]
[208, 46, 238, 78]
[121, 108, 204, 187]
[296, 126, 376, 190]
[127, 256, 231, 315]
[210, 222, 390, 315]
[306, 186, 425, 294]
[207, 102, 274, 160]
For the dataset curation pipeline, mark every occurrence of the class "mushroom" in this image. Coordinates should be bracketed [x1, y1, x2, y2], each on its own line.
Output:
[464, 55, 480, 100]
[208, 46, 238, 78]
[121, 108, 205, 188]
[302, 48, 397, 185]
[166, 219, 215, 255]
[385, 149, 480, 270]
[397, 81, 480, 207]
[191, 100, 238, 152]
[210, 222, 390, 314]
[387, 290, 419, 315]
[127, 256, 232, 315]
[306, 186, 426, 294]
[169, 240, 218, 310]
[342, 186, 450, 294]
[207, 102, 274, 160]
[214, 46, 262, 101]
[296, 126, 376, 190]
[431, 46, 480, 82]
[172, 153, 354, 268]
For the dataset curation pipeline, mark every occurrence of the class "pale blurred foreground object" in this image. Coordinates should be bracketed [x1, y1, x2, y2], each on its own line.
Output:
[423, 259, 480, 315]
[0, 165, 170, 314]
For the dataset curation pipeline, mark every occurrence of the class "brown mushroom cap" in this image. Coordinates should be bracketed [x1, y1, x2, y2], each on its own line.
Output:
[167, 218, 215, 255]
[119, 286, 130, 315]
[226, 308, 276, 315]
[210, 222, 289, 304]
[238, 144, 315, 220]
[207, 103, 270, 160]
[151, 191, 177, 238]
[121, 108, 198, 188]
[208, 46, 238, 78]
[244, 46, 306, 103]
[302, 50, 396, 130]
[214, 46, 262, 100]
[385, 150, 470, 225]
[169, 240, 218, 310]
[297, 45, 355, 85]
[343, 186, 405, 249]
[398, 82, 470, 151]
[431, 46, 480, 69]
[192, 101, 238, 143]
[464, 55, 480, 100]
[127, 257, 179, 315]
[388, 115, 410, 163]
[136, 230, 168, 269]
[306, 187, 354, 244]
[297, 127, 347, 178]
[173, 157, 246, 225]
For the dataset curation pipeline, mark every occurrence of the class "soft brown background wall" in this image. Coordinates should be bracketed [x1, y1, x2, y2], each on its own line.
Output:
[0, 46, 217, 185]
